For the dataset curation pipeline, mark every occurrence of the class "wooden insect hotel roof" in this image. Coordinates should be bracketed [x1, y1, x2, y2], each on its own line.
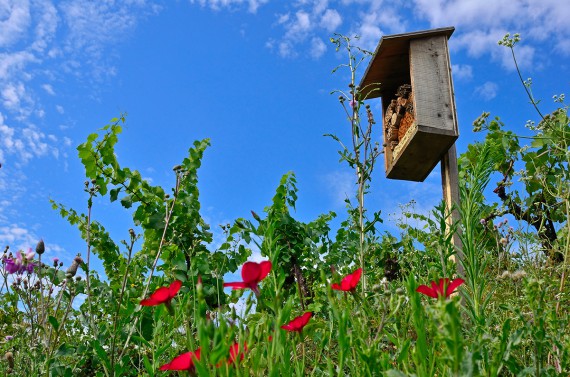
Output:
[360, 27, 455, 99]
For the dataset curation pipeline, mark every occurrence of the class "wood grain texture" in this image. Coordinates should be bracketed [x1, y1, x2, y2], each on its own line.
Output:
[410, 36, 455, 132]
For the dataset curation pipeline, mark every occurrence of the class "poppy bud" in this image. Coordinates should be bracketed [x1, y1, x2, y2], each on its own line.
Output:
[36, 239, 45, 255]
[251, 210, 261, 222]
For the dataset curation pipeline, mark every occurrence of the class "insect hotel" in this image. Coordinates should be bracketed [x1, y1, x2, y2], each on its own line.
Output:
[359, 27, 459, 182]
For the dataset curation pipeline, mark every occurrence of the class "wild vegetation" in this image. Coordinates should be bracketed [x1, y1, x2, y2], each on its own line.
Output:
[1, 34, 568, 376]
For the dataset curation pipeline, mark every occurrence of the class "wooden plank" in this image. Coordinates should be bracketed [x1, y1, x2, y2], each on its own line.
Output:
[410, 36, 455, 133]
[441, 143, 464, 276]
[386, 126, 457, 181]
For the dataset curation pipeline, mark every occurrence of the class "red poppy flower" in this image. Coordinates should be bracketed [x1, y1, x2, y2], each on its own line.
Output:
[224, 261, 272, 296]
[140, 280, 182, 306]
[281, 312, 312, 332]
[416, 278, 464, 299]
[159, 349, 201, 371]
[331, 268, 362, 292]
[228, 342, 247, 364]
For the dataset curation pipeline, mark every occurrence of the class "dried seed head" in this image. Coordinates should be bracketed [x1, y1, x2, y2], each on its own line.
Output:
[66, 256, 84, 278]
[5, 352, 14, 369]
[36, 239, 45, 255]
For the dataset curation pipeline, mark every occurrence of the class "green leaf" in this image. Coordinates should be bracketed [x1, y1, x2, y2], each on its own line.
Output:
[48, 315, 60, 331]
[109, 187, 121, 202]
[92, 339, 111, 371]
[142, 354, 154, 376]
[55, 343, 76, 357]
[120, 195, 133, 208]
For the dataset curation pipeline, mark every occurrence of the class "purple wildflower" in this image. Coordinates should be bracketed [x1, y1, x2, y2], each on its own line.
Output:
[5, 336, 13, 341]
[3, 250, 36, 275]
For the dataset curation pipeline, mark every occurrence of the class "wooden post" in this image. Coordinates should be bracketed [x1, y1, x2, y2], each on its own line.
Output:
[441, 143, 464, 276]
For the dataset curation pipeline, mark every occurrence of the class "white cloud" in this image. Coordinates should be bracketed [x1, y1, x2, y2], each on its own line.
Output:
[189, 0, 269, 13]
[0, 51, 37, 80]
[0, 113, 60, 164]
[310, 37, 327, 58]
[0, 0, 31, 47]
[475, 81, 499, 101]
[451, 64, 473, 81]
[278, 40, 295, 58]
[284, 11, 312, 41]
[42, 83, 55, 95]
[1, 83, 22, 109]
[0, 225, 32, 245]
[269, 2, 347, 58]
[320, 8, 342, 32]
[413, 0, 569, 69]
[0, 1, 158, 167]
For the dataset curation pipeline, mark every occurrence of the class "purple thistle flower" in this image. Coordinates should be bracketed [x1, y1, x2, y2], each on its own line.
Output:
[2, 250, 36, 275]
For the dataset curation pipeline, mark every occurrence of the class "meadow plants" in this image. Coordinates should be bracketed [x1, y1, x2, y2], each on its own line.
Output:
[0, 34, 569, 376]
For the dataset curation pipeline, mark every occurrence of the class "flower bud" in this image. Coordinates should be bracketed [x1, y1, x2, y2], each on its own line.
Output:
[36, 239, 45, 255]
[251, 210, 261, 222]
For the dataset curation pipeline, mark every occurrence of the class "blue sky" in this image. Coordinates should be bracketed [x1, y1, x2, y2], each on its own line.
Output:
[1, 0, 569, 273]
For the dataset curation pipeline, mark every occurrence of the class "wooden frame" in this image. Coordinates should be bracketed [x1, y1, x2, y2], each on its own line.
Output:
[360, 27, 459, 182]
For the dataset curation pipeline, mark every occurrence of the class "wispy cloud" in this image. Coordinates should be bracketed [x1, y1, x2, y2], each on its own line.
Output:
[413, 0, 568, 70]
[269, 1, 343, 58]
[0, 113, 60, 165]
[0, 0, 162, 174]
[322, 169, 355, 208]
[451, 64, 473, 81]
[0, 1, 31, 48]
[475, 81, 499, 101]
[189, 0, 269, 13]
